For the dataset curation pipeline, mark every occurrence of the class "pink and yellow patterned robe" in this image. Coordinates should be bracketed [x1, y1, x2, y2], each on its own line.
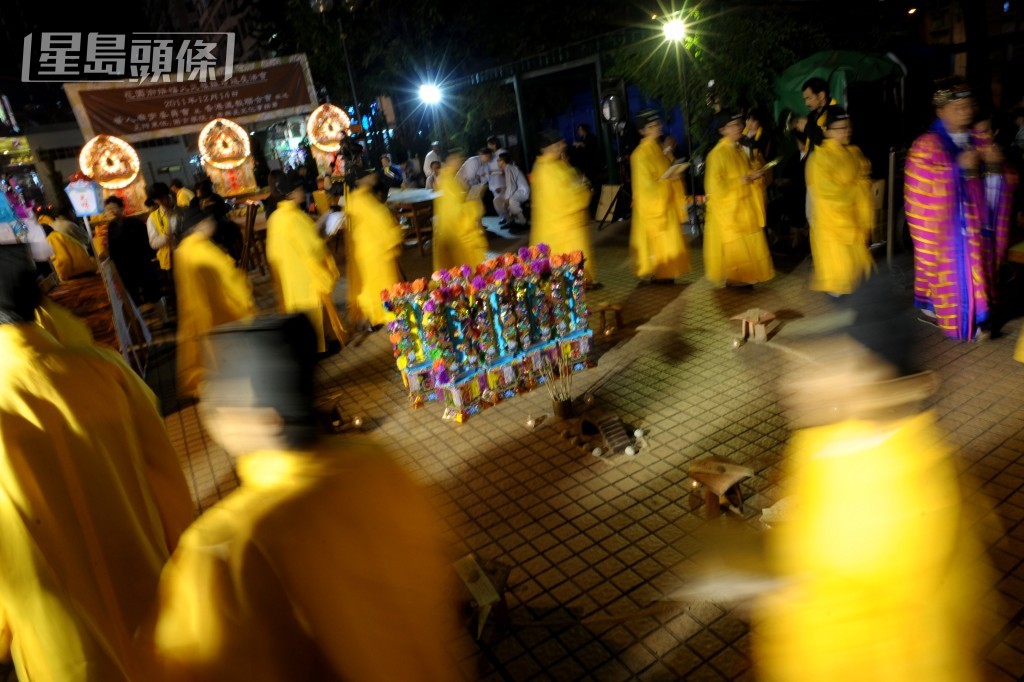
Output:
[904, 120, 988, 341]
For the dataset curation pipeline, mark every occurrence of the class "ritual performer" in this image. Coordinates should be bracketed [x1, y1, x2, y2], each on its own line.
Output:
[801, 77, 836, 154]
[433, 150, 488, 271]
[37, 206, 91, 248]
[145, 183, 179, 272]
[753, 272, 992, 682]
[139, 314, 461, 681]
[266, 171, 340, 353]
[629, 110, 690, 284]
[904, 80, 991, 342]
[0, 244, 194, 682]
[345, 170, 403, 330]
[805, 107, 875, 296]
[41, 219, 96, 280]
[530, 130, 597, 285]
[703, 111, 774, 288]
[173, 205, 255, 399]
[972, 115, 1017, 315]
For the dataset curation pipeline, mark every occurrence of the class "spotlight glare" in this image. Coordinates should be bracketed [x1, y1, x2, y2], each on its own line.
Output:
[419, 84, 442, 105]
[908, 7, 917, 13]
[663, 18, 686, 42]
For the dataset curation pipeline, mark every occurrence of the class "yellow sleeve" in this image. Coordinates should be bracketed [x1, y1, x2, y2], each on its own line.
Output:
[300, 224, 338, 296]
[632, 147, 668, 219]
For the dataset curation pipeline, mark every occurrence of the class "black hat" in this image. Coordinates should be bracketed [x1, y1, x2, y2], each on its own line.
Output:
[0, 244, 41, 323]
[634, 109, 662, 129]
[272, 171, 303, 197]
[203, 314, 320, 445]
[147, 182, 172, 202]
[714, 110, 744, 130]
[537, 129, 564, 149]
[179, 204, 214, 234]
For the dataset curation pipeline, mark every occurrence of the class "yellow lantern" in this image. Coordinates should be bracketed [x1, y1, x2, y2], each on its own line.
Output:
[199, 118, 251, 170]
[306, 104, 350, 153]
[79, 135, 141, 189]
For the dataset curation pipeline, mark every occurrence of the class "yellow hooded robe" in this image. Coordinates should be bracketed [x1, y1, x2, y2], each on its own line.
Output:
[174, 231, 255, 398]
[266, 200, 340, 352]
[704, 136, 774, 286]
[754, 411, 990, 682]
[432, 167, 487, 272]
[530, 155, 596, 281]
[346, 186, 404, 327]
[629, 135, 690, 279]
[806, 138, 875, 295]
[46, 230, 96, 281]
[140, 441, 461, 682]
[0, 322, 193, 682]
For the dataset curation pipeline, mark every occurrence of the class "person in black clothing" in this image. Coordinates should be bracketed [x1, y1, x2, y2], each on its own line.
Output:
[194, 180, 244, 263]
[802, 77, 833, 153]
[104, 196, 162, 306]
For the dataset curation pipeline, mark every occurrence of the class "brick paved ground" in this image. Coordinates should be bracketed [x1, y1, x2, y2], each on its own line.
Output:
[152, 217, 1024, 681]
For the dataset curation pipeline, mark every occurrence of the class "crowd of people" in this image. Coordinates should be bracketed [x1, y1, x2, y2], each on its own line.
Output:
[1, 67, 1023, 681]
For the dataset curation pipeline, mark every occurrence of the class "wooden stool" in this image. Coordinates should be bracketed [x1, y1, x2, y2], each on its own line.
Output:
[687, 455, 754, 514]
[592, 303, 624, 335]
[731, 308, 776, 344]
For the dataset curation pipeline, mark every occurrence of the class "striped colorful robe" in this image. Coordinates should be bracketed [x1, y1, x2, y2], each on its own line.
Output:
[904, 120, 988, 341]
[973, 145, 1017, 306]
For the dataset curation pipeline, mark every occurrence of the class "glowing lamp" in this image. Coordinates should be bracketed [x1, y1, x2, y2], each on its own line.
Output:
[79, 135, 140, 189]
[663, 18, 686, 42]
[306, 104, 351, 153]
[199, 118, 251, 170]
[419, 84, 442, 105]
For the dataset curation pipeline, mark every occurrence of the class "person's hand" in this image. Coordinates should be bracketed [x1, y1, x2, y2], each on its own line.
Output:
[957, 149, 980, 171]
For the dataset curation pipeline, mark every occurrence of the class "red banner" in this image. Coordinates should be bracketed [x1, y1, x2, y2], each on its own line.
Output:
[64, 55, 317, 142]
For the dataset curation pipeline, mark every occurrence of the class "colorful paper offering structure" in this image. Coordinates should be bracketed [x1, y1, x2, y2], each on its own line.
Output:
[381, 244, 593, 421]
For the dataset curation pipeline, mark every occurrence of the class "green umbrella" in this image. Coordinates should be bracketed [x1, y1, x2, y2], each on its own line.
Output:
[773, 50, 905, 121]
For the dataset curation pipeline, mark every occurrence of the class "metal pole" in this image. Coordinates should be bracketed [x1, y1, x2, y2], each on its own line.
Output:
[337, 17, 362, 123]
[677, 44, 701, 240]
[886, 147, 895, 267]
[512, 74, 530, 170]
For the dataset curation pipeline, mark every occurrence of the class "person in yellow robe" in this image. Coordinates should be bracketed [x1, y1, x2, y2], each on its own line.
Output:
[43, 224, 96, 280]
[0, 244, 194, 682]
[345, 172, 403, 328]
[629, 110, 690, 282]
[173, 206, 255, 399]
[266, 172, 340, 352]
[530, 130, 597, 284]
[145, 183, 179, 272]
[170, 178, 195, 208]
[753, 273, 992, 682]
[806, 108, 875, 296]
[139, 314, 462, 681]
[704, 111, 774, 287]
[432, 150, 487, 272]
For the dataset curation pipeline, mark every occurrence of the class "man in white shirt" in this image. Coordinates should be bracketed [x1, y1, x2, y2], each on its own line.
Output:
[497, 152, 529, 230]
[485, 136, 510, 224]
[423, 141, 443, 176]
[456, 148, 492, 190]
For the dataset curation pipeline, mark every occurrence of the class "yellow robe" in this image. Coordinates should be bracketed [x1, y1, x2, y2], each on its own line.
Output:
[704, 137, 774, 286]
[432, 167, 487, 272]
[629, 136, 690, 279]
[1016, 329, 1024, 364]
[46, 231, 96, 281]
[0, 323, 193, 682]
[806, 139, 875, 294]
[266, 200, 340, 352]
[175, 187, 195, 208]
[530, 155, 596, 281]
[174, 232, 255, 398]
[754, 412, 989, 682]
[346, 186, 403, 327]
[139, 441, 460, 682]
[149, 208, 174, 271]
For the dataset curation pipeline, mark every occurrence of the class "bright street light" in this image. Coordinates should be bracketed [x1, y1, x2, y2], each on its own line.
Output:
[419, 84, 442, 105]
[663, 18, 686, 42]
